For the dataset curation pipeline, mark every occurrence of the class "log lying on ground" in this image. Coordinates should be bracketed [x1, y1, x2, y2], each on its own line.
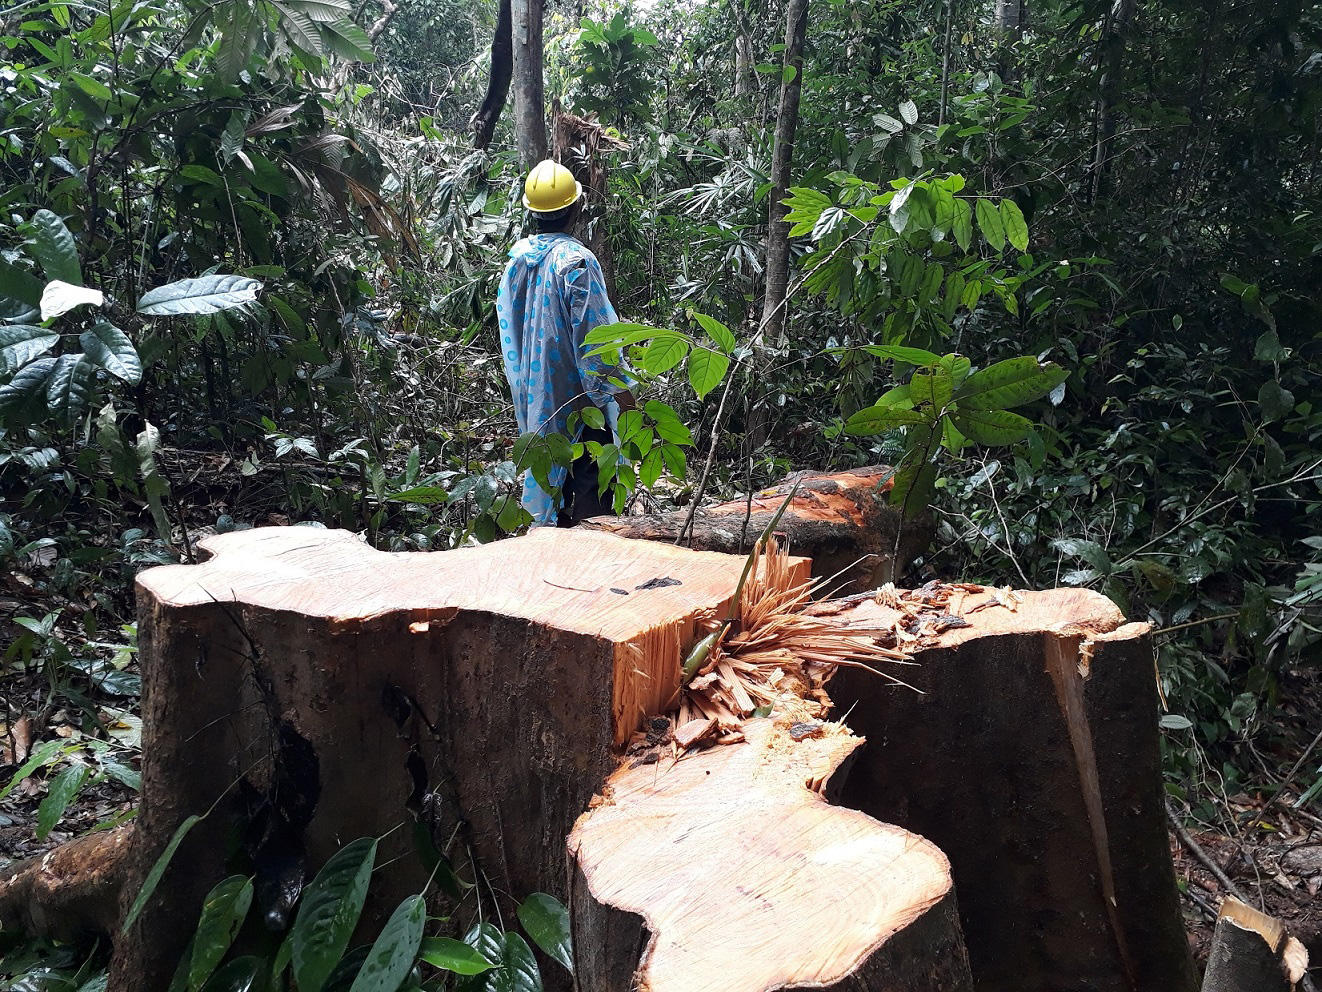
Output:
[579, 466, 931, 592]
[1201, 897, 1310, 992]
[110, 527, 755, 991]
[823, 583, 1199, 992]
[568, 719, 972, 992]
[0, 825, 132, 941]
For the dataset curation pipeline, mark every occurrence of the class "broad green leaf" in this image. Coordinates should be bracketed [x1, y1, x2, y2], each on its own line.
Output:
[215, 0, 262, 83]
[1000, 199, 1029, 251]
[291, 837, 377, 992]
[937, 354, 972, 389]
[951, 199, 973, 251]
[36, 763, 90, 840]
[500, 933, 542, 992]
[0, 324, 59, 374]
[687, 348, 729, 400]
[639, 446, 663, 487]
[40, 280, 103, 320]
[271, 2, 325, 57]
[899, 99, 918, 125]
[1051, 537, 1113, 574]
[138, 276, 262, 316]
[1, 739, 66, 801]
[123, 814, 203, 933]
[281, 0, 352, 21]
[517, 893, 573, 972]
[860, 344, 941, 366]
[348, 894, 425, 992]
[385, 486, 448, 505]
[27, 209, 82, 285]
[582, 321, 669, 345]
[190, 876, 254, 991]
[1258, 379, 1295, 423]
[974, 199, 1005, 252]
[46, 353, 97, 419]
[691, 312, 735, 354]
[420, 938, 494, 975]
[320, 17, 375, 61]
[889, 460, 937, 518]
[844, 405, 926, 435]
[640, 336, 689, 375]
[955, 356, 1068, 410]
[580, 406, 606, 429]
[200, 956, 263, 992]
[0, 357, 61, 421]
[951, 408, 1034, 445]
[909, 367, 952, 410]
[80, 322, 142, 384]
[0, 258, 45, 306]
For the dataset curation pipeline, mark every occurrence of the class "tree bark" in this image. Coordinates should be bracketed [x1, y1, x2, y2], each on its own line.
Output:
[472, 0, 513, 149]
[108, 527, 752, 992]
[510, 0, 547, 167]
[578, 466, 932, 592]
[0, 825, 132, 941]
[569, 720, 973, 992]
[1201, 897, 1310, 992]
[823, 585, 1199, 992]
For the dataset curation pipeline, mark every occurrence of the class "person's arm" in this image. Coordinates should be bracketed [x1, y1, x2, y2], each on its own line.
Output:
[565, 254, 634, 407]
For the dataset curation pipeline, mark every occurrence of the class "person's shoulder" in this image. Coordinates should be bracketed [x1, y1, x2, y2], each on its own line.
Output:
[550, 236, 597, 269]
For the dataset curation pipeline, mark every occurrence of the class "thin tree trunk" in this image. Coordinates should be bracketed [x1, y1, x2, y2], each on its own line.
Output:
[994, 0, 1023, 83]
[939, 0, 955, 125]
[471, 0, 512, 150]
[510, 0, 547, 167]
[1092, 0, 1134, 200]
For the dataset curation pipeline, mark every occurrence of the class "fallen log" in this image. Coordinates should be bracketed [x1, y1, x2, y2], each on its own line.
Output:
[823, 583, 1200, 992]
[0, 825, 132, 941]
[579, 466, 931, 593]
[109, 527, 964, 992]
[1201, 897, 1310, 992]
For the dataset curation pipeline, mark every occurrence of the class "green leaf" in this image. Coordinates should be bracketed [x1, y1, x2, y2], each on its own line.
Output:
[40, 280, 103, 320]
[348, 894, 425, 992]
[386, 486, 450, 505]
[899, 99, 918, 125]
[950, 408, 1034, 445]
[1258, 379, 1295, 422]
[641, 336, 690, 375]
[687, 348, 729, 400]
[580, 406, 606, 430]
[270, 2, 325, 57]
[36, 763, 90, 840]
[1, 740, 66, 802]
[583, 322, 672, 346]
[320, 17, 375, 62]
[889, 460, 937, 518]
[1051, 538, 1113, 575]
[419, 937, 495, 976]
[291, 837, 377, 992]
[0, 357, 60, 421]
[639, 446, 664, 487]
[954, 356, 1068, 410]
[974, 199, 1005, 252]
[190, 876, 254, 991]
[691, 312, 735, 354]
[1159, 715, 1194, 732]
[1000, 200, 1029, 251]
[860, 344, 941, 366]
[910, 367, 952, 410]
[123, 814, 203, 933]
[214, 0, 262, 83]
[517, 893, 573, 972]
[27, 209, 82, 285]
[951, 199, 973, 251]
[844, 405, 927, 436]
[0, 324, 59, 375]
[46, 353, 96, 419]
[0, 258, 45, 307]
[138, 276, 262, 316]
[200, 956, 263, 992]
[80, 322, 142, 384]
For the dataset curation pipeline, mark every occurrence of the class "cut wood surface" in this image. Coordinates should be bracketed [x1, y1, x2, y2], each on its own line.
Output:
[568, 719, 972, 992]
[579, 466, 932, 592]
[1201, 897, 1310, 992]
[0, 824, 132, 941]
[111, 527, 783, 992]
[824, 583, 1199, 992]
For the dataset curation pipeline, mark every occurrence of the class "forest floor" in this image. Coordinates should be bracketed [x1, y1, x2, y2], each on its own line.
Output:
[2, 530, 1321, 983]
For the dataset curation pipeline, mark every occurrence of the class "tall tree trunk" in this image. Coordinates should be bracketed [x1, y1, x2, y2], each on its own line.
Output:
[994, 0, 1023, 83]
[510, 0, 547, 167]
[471, 0, 512, 150]
[749, 0, 808, 449]
[1092, 0, 1134, 200]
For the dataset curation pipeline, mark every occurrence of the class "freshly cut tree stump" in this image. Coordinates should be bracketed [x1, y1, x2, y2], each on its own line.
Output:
[568, 719, 973, 992]
[823, 584, 1199, 992]
[0, 824, 132, 941]
[110, 527, 771, 992]
[579, 466, 932, 592]
[1201, 897, 1310, 992]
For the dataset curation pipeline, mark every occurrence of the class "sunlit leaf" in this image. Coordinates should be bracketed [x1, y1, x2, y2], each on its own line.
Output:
[80, 322, 141, 384]
[1000, 199, 1029, 251]
[40, 280, 103, 320]
[687, 347, 729, 400]
[138, 276, 262, 316]
[975, 198, 1005, 252]
[950, 408, 1033, 445]
[954, 356, 1068, 410]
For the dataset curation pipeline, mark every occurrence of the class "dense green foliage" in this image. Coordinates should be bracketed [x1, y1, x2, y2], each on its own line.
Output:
[2, 0, 1321, 982]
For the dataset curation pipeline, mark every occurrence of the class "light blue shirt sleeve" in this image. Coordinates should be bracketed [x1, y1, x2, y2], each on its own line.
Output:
[564, 257, 632, 405]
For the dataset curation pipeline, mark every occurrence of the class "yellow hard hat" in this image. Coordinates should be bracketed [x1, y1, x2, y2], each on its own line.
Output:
[522, 159, 582, 213]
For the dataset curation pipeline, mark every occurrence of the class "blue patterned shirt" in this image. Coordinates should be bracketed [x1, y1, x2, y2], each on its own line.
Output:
[496, 233, 627, 525]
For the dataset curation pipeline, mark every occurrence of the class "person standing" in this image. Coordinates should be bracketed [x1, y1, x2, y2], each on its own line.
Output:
[496, 159, 636, 527]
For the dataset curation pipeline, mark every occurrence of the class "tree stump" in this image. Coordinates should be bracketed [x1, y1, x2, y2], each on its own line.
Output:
[579, 467, 932, 592]
[110, 527, 760, 990]
[569, 719, 973, 992]
[822, 584, 1199, 992]
[1201, 897, 1310, 992]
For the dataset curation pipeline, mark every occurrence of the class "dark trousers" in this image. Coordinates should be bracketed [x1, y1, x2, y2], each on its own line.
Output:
[556, 424, 613, 527]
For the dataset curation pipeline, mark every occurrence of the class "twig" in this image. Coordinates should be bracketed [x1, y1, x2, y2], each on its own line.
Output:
[1166, 799, 1251, 904]
[1255, 723, 1322, 826]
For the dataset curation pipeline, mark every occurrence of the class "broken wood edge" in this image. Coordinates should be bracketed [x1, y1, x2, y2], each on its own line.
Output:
[0, 824, 133, 941]
[568, 720, 971, 992]
[1202, 896, 1311, 991]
